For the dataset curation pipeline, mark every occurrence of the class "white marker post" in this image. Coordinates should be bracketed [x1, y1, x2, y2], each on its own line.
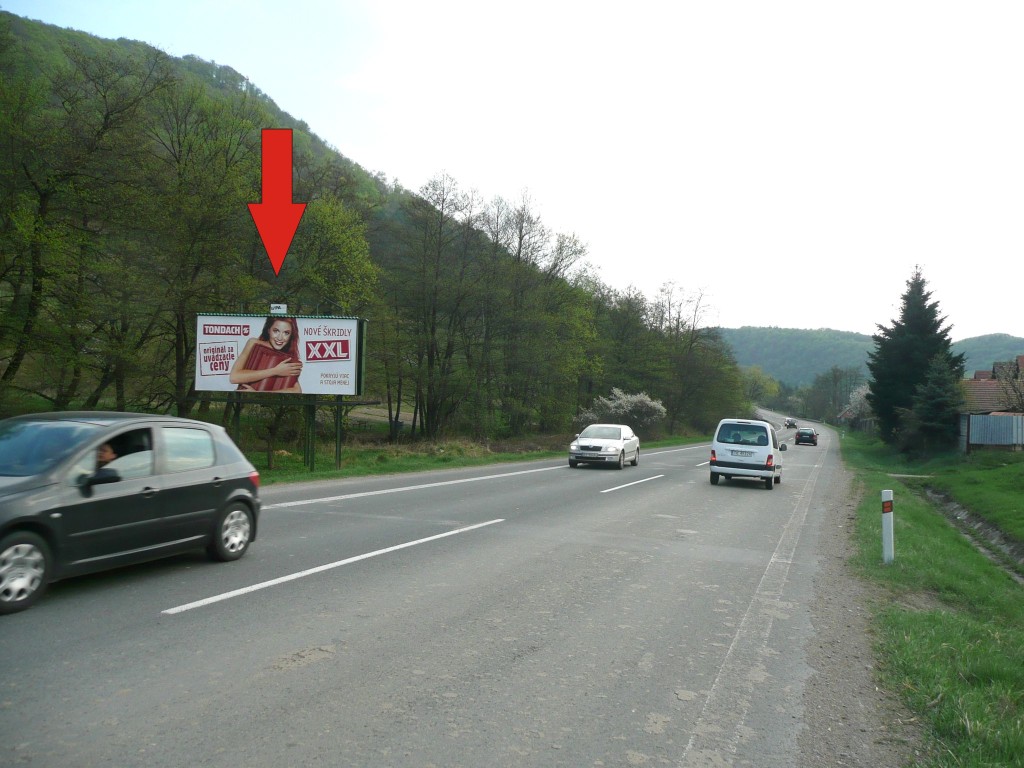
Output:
[881, 489, 894, 564]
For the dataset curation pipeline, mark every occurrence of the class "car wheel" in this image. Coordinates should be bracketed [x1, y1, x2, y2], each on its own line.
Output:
[764, 477, 774, 490]
[775, 474, 781, 484]
[208, 503, 253, 562]
[568, 459, 578, 468]
[631, 448, 639, 466]
[0, 531, 51, 615]
[616, 451, 625, 469]
[710, 472, 719, 485]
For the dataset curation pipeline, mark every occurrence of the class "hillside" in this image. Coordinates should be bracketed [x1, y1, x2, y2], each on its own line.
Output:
[2, 10, 1019, 436]
[718, 328, 1024, 388]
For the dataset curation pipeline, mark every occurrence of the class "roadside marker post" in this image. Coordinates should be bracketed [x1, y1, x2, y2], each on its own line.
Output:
[881, 489, 894, 564]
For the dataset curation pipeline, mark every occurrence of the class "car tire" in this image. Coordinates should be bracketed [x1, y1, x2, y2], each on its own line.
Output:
[208, 503, 254, 562]
[616, 451, 625, 469]
[0, 531, 51, 615]
[710, 472, 719, 485]
[631, 448, 639, 466]
[568, 459, 578, 468]
[764, 477, 774, 490]
[775, 474, 781, 484]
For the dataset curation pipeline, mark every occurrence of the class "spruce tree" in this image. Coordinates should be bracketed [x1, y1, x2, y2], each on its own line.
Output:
[897, 354, 966, 453]
[866, 267, 965, 444]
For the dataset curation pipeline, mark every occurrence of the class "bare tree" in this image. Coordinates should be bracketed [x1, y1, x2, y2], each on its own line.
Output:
[996, 362, 1024, 412]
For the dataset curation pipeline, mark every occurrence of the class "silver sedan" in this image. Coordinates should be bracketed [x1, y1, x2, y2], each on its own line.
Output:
[568, 423, 640, 469]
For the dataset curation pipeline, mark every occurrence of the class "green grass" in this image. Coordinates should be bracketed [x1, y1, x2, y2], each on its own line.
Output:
[248, 439, 566, 484]
[904, 450, 1024, 546]
[245, 432, 709, 485]
[840, 432, 1024, 767]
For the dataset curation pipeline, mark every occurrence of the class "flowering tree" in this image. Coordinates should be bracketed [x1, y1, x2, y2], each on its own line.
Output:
[576, 388, 667, 430]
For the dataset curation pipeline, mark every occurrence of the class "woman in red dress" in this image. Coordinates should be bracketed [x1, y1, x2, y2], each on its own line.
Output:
[229, 317, 303, 392]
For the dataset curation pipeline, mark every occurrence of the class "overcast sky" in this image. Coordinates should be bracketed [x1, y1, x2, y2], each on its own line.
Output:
[3, 0, 1022, 340]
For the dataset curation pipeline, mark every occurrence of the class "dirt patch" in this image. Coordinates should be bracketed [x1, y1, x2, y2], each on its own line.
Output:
[800, 470, 928, 767]
[894, 591, 947, 614]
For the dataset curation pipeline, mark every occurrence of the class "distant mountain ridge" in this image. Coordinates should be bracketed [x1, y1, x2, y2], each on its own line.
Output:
[4, 12, 1018, 401]
[716, 328, 1024, 387]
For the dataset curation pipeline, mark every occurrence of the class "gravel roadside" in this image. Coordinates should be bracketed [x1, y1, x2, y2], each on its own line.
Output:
[799, 463, 927, 767]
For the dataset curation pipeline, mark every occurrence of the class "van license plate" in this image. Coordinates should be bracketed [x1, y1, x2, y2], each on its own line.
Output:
[732, 450, 753, 457]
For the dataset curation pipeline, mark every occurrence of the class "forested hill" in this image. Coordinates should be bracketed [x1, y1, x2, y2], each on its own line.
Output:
[3, 10, 1020, 437]
[717, 328, 1024, 387]
[0, 12, 752, 435]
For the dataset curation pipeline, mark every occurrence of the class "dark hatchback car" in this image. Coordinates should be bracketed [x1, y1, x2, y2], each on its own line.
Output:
[794, 427, 819, 446]
[0, 412, 261, 614]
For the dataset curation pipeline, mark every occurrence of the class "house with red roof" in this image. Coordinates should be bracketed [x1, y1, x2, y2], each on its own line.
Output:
[960, 355, 1024, 452]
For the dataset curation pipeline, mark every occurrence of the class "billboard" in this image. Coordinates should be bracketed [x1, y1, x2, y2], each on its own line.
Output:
[195, 314, 363, 395]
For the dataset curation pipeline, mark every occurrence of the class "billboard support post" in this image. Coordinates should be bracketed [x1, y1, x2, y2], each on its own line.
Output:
[335, 395, 344, 470]
[304, 395, 316, 471]
[233, 392, 241, 438]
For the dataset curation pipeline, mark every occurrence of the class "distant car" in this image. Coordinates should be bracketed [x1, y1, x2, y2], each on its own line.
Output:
[794, 427, 819, 446]
[784, 418, 797, 428]
[0, 411, 261, 615]
[569, 423, 639, 469]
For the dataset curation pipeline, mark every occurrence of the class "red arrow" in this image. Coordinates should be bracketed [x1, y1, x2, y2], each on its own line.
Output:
[248, 128, 306, 275]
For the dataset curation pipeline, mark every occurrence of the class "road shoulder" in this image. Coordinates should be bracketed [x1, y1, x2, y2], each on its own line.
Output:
[799, 464, 927, 766]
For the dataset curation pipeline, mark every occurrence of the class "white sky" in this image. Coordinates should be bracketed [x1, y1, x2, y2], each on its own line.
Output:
[3, 0, 1022, 340]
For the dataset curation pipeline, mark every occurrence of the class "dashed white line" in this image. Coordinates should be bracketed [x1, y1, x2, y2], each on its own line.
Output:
[600, 474, 664, 493]
[263, 465, 563, 509]
[162, 519, 505, 615]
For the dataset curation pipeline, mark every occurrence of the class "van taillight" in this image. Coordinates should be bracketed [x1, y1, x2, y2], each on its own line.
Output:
[766, 455, 774, 468]
[710, 449, 717, 462]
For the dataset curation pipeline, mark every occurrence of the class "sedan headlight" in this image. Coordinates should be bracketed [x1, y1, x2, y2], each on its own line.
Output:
[569, 443, 579, 451]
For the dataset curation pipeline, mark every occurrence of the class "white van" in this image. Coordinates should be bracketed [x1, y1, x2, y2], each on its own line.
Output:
[709, 418, 786, 490]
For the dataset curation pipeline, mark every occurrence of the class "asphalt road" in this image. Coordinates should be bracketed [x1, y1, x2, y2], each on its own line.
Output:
[2, 423, 839, 767]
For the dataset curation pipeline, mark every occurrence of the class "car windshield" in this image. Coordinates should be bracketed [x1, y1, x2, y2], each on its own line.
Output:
[579, 426, 621, 440]
[0, 420, 102, 477]
[717, 425, 769, 446]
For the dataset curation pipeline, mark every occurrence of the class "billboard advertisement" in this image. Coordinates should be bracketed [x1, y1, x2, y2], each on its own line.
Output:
[195, 314, 363, 395]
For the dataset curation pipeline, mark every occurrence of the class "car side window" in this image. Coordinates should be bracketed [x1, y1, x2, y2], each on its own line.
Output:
[66, 427, 155, 484]
[103, 428, 154, 479]
[162, 427, 216, 472]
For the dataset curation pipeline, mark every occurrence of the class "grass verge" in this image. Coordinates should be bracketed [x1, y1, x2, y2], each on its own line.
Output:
[840, 432, 1024, 767]
[249, 439, 565, 484]
[247, 434, 709, 485]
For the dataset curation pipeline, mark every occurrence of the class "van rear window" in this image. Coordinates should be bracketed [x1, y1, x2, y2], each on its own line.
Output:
[717, 425, 769, 446]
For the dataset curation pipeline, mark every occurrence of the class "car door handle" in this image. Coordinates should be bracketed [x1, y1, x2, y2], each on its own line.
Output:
[211, 476, 224, 487]
[141, 486, 159, 498]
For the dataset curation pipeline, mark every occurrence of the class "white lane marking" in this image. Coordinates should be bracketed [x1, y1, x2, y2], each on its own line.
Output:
[260, 450, 704, 512]
[162, 519, 505, 615]
[263, 466, 563, 509]
[263, 448, 705, 510]
[600, 474, 664, 493]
